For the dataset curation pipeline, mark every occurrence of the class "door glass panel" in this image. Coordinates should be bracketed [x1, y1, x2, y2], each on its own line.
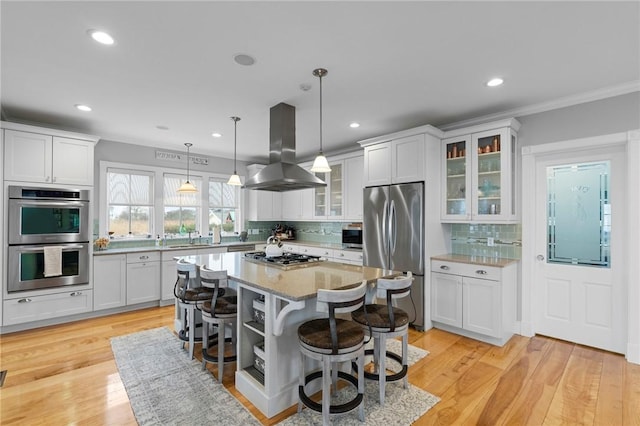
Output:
[20, 251, 80, 281]
[477, 134, 501, 215]
[329, 164, 342, 216]
[445, 140, 467, 215]
[547, 161, 610, 267]
[314, 172, 327, 216]
[21, 207, 80, 235]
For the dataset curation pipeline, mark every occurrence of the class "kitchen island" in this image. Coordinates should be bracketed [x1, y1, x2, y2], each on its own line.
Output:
[175, 251, 399, 418]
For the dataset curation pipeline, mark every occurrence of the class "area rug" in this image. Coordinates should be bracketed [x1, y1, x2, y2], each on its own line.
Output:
[277, 339, 440, 425]
[111, 327, 260, 425]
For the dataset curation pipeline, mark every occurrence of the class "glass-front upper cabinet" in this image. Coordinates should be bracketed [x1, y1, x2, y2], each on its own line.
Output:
[313, 162, 343, 219]
[441, 119, 519, 223]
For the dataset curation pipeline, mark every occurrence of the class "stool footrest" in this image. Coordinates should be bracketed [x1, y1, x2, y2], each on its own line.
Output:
[299, 370, 363, 415]
[177, 324, 203, 343]
[353, 349, 408, 382]
[202, 336, 237, 364]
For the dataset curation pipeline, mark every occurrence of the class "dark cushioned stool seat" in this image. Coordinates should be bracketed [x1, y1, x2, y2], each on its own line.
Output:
[298, 318, 364, 352]
[202, 295, 237, 316]
[352, 304, 408, 329]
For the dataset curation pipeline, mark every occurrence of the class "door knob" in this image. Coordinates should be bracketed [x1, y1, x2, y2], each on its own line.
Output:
[536, 254, 545, 261]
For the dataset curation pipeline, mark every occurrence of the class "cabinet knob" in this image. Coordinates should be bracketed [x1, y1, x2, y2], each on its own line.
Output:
[537, 254, 545, 261]
[70, 291, 82, 297]
[475, 270, 488, 275]
[18, 298, 32, 303]
[439, 265, 450, 270]
[340, 253, 344, 257]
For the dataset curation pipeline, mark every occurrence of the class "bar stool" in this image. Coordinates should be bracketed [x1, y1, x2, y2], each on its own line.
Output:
[198, 266, 237, 382]
[351, 272, 413, 406]
[297, 281, 369, 425]
[175, 259, 214, 360]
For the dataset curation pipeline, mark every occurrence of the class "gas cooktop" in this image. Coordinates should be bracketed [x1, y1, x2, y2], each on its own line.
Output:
[243, 251, 324, 270]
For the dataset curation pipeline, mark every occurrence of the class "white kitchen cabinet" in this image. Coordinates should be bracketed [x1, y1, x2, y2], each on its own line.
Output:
[344, 155, 364, 221]
[3, 128, 96, 185]
[93, 254, 127, 310]
[126, 252, 161, 305]
[430, 258, 517, 346]
[281, 189, 304, 220]
[333, 249, 363, 265]
[441, 119, 520, 223]
[3, 289, 93, 326]
[246, 165, 282, 221]
[362, 134, 426, 186]
[160, 249, 193, 302]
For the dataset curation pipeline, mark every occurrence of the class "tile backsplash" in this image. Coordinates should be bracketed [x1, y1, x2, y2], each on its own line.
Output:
[450, 223, 522, 260]
[245, 221, 343, 245]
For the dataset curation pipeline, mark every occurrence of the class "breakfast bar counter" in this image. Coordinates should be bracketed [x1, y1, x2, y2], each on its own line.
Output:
[175, 252, 399, 418]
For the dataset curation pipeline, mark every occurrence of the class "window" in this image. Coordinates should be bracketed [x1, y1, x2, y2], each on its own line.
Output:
[163, 173, 202, 235]
[209, 179, 240, 236]
[107, 169, 154, 237]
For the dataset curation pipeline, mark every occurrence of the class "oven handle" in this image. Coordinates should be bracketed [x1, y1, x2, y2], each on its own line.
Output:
[15, 244, 86, 251]
[13, 199, 88, 207]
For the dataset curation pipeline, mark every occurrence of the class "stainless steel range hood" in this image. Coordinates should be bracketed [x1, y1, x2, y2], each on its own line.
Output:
[243, 103, 327, 192]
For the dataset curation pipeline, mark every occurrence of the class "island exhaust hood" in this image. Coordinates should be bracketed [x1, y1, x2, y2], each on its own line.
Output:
[243, 103, 327, 192]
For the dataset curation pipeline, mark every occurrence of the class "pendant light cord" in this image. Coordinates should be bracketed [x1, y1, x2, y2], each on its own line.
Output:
[231, 116, 240, 174]
[319, 72, 323, 154]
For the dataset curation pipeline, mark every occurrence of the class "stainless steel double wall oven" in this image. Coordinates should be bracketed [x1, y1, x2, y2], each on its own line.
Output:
[7, 186, 90, 292]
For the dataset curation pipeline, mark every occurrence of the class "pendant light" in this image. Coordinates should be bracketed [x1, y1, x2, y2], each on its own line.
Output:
[310, 68, 331, 173]
[227, 116, 242, 186]
[177, 142, 197, 193]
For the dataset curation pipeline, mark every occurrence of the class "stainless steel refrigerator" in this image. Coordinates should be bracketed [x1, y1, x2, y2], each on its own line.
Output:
[363, 182, 425, 329]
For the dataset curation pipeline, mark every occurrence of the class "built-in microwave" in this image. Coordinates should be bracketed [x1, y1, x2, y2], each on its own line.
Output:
[342, 225, 363, 249]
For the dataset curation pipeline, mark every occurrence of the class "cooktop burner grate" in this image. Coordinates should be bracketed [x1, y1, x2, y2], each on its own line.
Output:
[243, 251, 323, 269]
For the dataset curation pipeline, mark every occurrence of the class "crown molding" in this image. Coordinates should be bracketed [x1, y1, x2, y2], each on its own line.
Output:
[439, 80, 640, 131]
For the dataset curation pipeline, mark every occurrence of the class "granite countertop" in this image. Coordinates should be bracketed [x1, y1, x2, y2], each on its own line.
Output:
[93, 241, 256, 256]
[431, 253, 519, 268]
[175, 252, 399, 301]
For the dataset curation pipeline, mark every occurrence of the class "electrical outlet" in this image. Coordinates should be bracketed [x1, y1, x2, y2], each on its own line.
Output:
[487, 237, 495, 247]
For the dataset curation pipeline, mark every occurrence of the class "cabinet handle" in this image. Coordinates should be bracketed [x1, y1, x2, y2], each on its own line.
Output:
[46, 176, 51, 182]
[340, 253, 345, 257]
[140, 255, 149, 260]
[476, 270, 488, 275]
[18, 298, 32, 303]
[439, 265, 450, 270]
[70, 291, 83, 297]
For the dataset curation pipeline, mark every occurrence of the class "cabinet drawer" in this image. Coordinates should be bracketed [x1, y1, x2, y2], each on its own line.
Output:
[127, 251, 161, 263]
[334, 250, 363, 264]
[3, 290, 93, 325]
[431, 260, 501, 281]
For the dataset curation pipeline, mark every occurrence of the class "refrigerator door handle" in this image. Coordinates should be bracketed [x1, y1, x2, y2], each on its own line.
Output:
[382, 199, 389, 255]
[389, 200, 396, 254]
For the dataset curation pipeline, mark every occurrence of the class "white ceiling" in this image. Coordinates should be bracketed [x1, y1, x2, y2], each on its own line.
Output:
[1, 1, 639, 164]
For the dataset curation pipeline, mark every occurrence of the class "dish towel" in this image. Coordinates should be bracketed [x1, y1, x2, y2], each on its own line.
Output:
[44, 246, 63, 277]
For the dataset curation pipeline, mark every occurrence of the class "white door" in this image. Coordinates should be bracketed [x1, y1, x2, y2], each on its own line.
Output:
[533, 147, 626, 353]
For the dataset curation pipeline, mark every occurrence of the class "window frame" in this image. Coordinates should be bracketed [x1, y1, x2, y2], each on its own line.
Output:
[98, 161, 243, 240]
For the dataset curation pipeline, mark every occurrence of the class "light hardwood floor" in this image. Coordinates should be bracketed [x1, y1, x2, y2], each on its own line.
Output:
[1, 306, 639, 425]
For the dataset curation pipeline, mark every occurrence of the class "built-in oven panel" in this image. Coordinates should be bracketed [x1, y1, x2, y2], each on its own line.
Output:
[8, 243, 90, 292]
[8, 198, 89, 244]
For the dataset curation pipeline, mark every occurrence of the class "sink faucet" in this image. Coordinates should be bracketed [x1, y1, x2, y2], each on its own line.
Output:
[188, 231, 194, 244]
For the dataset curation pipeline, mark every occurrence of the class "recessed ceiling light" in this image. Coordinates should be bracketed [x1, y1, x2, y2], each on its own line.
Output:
[486, 78, 504, 87]
[234, 54, 255, 66]
[212, 132, 222, 138]
[75, 104, 92, 112]
[88, 30, 115, 45]
[349, 122, 360, 128]
[156, 125, 169, 130]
